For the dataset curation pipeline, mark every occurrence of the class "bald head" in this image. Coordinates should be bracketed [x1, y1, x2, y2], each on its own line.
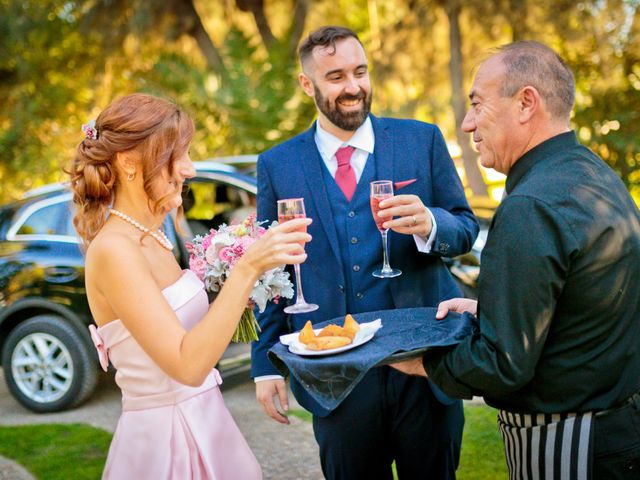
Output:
[495, 41, 575, 121]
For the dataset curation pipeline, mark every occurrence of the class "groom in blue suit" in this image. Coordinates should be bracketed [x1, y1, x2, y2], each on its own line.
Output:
[252, 26, 479, 479]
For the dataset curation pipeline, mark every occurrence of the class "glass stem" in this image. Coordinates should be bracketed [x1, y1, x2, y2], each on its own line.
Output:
[293, 263, 307, 305]
[381, 230, 391, 272]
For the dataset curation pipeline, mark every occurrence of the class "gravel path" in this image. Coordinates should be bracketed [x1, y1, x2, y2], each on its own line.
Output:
[0, 371, 322, 480]
[0, 456, 33, 480]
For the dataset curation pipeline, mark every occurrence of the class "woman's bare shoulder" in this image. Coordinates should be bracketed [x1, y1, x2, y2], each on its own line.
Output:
[84, 231, 150, 324]
[85, 230, 146, 275]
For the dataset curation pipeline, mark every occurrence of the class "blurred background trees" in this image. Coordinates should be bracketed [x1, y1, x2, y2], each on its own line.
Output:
[1, 0, 639, 204]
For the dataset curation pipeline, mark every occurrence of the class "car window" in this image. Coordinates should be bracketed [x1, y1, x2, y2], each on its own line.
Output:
[183, 180, 256, 236]
[63, 204, 78, 237]
[0, 205, 19, 239]
[15, 201, 68, 236]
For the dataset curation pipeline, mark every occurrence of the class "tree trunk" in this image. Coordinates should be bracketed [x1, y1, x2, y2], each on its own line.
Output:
[235, 0, 277, 49]
[445, 1, 488, 196]
[288, 0, 310, 58]
[174, 0, 228, 76]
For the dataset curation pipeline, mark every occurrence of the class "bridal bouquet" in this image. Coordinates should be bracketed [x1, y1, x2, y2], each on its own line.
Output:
[185, 214, 294, 342]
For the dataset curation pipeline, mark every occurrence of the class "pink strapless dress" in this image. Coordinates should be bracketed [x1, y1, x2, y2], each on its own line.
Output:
[89, 270, 262, 480]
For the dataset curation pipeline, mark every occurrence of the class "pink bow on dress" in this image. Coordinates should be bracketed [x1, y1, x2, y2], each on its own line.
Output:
[212, 369, 223, 386]
[89, 324, 109, 372]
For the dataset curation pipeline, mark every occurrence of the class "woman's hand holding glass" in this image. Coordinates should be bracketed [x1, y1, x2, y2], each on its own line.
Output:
[238, 218, 312, 277]
[277, 198, 318, 314]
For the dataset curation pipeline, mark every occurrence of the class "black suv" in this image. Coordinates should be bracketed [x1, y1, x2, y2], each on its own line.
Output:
[0, 160, 258, 412]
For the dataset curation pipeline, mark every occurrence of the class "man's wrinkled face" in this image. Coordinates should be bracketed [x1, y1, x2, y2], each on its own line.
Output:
[461, 56, 521, 174]
[302, 37, 372, 132]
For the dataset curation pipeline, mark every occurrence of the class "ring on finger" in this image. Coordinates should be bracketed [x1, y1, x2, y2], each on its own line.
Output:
[411, 215, 417, 226]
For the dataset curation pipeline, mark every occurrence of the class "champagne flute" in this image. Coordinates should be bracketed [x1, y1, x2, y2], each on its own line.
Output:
[277, 198, 319, 314]
[370, 181, 402, 278]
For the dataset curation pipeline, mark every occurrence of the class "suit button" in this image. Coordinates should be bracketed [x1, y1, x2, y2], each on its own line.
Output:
[348, 211, 355, 218]
[353, 265, 360, 272]
[338, 285, 345, 293]
[351, 237, 358, 244]
[356, 292, 364, 299]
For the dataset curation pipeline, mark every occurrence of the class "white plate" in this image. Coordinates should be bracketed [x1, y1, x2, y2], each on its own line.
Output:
[280, 319, 382, 356]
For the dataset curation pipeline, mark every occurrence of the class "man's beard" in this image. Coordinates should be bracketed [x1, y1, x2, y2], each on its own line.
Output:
[314, 85, 372, 131]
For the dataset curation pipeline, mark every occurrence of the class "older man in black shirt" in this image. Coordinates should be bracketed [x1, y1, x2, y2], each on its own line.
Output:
[393, 42, 640, 479]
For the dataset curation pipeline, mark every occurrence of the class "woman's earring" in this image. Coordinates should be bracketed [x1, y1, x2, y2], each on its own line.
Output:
[127, 171, 135, 181]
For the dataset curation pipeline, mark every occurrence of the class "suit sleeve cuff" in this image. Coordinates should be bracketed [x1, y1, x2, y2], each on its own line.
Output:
[254, 375, 285, 383]
[413, 207, 438, 253]
[423, 352, 474, 400]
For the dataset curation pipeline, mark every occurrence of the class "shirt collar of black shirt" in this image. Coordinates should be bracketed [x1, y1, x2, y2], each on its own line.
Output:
[505, 130, 579, 195]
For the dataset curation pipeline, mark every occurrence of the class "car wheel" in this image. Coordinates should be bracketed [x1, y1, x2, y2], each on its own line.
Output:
[1, 315, 98, 413]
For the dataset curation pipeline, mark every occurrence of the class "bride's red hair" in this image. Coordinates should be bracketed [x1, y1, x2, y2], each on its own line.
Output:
[70, 93, 194, 244]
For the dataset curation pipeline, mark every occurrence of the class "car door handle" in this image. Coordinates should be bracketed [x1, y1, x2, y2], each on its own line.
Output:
[44, 266, 78, 283]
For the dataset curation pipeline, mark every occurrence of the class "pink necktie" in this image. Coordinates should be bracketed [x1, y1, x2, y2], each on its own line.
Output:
[335, 146, 357, 201]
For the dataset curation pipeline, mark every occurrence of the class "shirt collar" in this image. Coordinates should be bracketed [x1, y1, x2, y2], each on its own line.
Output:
[505, 131, 579, 194]
[315, 116, 375, 159]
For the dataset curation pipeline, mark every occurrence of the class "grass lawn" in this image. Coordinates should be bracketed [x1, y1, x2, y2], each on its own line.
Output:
[0, 424, 111, 480]
[290, 403, 508, 480]
[457, 404, 507, 479]
[0, 404, 506, 479]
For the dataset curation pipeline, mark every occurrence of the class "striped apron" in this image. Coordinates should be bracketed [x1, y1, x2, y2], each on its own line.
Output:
[497, 410, 594, 480]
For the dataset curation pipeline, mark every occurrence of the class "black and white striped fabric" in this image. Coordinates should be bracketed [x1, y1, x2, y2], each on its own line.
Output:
[497, 410, 594, 480]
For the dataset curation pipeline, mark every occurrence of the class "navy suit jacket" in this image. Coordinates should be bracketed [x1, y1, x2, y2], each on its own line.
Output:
[251, 115, 479, 416]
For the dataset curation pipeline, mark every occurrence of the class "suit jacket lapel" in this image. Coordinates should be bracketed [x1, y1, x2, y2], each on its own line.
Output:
[371, 116, 403, 300]
[299, 123, 344, 272]
[371, 115, 394, 183]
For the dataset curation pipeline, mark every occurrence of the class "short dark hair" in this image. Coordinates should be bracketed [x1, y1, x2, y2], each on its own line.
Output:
[298, 26, 362, 67]
[496, 41, 575, 120]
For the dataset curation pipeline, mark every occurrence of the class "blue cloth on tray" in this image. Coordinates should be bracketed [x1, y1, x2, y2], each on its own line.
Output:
[267, 307, 477, 412]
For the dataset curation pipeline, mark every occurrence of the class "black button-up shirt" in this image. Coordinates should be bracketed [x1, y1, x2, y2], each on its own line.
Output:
[424, 131, 640, 414]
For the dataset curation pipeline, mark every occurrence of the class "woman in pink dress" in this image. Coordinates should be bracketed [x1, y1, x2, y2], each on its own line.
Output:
[70, 93, 311, 479]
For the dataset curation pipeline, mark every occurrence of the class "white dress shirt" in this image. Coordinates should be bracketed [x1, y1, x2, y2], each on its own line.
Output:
[315, 116, 374, 181]
[255, 117, 437, 383]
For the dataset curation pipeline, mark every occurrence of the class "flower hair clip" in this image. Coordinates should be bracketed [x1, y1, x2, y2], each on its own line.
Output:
[82, 119, 98, 140]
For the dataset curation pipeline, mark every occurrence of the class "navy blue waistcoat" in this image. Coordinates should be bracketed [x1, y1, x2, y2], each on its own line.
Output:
[320, 154, 395, 314]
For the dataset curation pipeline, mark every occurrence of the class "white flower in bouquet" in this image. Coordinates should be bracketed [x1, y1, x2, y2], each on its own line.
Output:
[251, 268, 294, 313]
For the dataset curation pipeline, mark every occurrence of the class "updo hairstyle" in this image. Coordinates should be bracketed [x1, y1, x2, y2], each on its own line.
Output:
[70, 93, 194, 244]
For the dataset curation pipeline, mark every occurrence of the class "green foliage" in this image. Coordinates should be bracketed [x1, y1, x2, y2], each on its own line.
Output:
[208, 25, 316, 154]
[1, 0, 638, 205]
[0, 0, 100, 198]
[566, 1, 640, 201]
[124, 26, 316, 158]
[0, 423, 111, 480]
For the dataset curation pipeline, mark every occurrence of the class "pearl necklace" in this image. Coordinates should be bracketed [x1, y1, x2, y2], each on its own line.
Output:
[109, 209, 174, 251]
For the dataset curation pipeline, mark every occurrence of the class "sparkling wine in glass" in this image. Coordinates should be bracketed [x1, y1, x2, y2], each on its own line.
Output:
[370, 181, 402, 278]
[277, 198, 319, 314]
